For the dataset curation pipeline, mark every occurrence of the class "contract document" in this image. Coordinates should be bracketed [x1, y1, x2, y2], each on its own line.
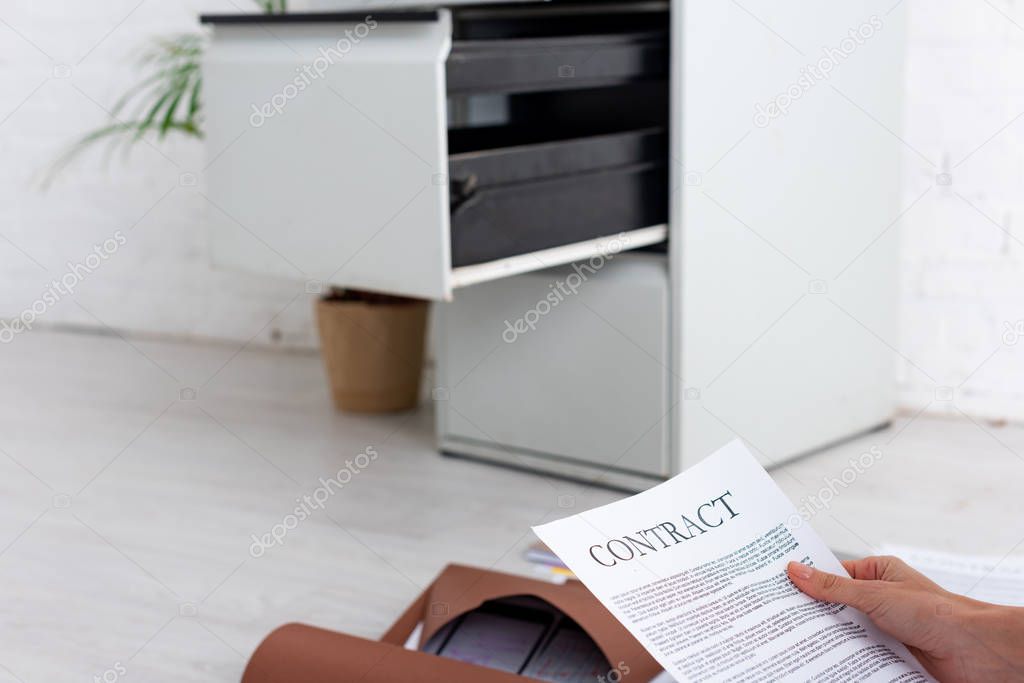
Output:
[533, 441, 933, 682]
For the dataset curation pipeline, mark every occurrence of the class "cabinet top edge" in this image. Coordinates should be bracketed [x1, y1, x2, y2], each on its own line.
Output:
[200, 10, 441, 25]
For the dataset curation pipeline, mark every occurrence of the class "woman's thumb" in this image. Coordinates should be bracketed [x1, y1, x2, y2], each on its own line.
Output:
[787, 561, 886, 614]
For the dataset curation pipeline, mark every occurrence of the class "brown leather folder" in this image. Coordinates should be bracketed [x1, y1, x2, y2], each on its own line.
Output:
[242, 564, 660, 682]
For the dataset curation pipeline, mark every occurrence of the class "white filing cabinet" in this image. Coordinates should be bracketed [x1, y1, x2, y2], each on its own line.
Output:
[202, 5, 670, 300]
[202, 1, 906, 487]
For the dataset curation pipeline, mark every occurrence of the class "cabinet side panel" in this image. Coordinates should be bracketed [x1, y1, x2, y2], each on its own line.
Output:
[673, 1, 905, 468]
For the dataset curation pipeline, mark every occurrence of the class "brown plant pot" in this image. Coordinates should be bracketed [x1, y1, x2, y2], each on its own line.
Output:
[315, 291, 428, 413]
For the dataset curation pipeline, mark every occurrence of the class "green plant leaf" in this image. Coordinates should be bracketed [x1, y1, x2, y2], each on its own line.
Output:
[133, 88, 177, 141]
[46, 0, 283, 186]
[187, 75, 202, 120]
[159, 87, 186, 137]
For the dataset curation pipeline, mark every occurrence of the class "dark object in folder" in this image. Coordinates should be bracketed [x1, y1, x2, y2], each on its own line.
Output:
[240, 564, 660, 683]
[426, 595, 612, 682]
[523, 622, 613, 682]
[428, 598, 555, 673]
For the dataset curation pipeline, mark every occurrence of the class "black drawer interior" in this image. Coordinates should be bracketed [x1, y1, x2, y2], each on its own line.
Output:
[451, 3, 670, 40]
[447, 3, 668, 95]
[447, 31, 667, 95]
[444, 3, 670, 269]
[449, 126, 667, 188]
[450, 162, 668, 267]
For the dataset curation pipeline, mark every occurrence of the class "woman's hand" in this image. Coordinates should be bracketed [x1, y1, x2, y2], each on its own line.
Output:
[787, 556, 1024, 682]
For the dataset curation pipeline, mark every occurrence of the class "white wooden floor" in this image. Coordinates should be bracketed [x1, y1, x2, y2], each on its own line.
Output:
[1, 330, 1023, 682]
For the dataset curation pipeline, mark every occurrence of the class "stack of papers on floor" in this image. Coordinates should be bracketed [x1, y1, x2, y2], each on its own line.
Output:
[881, 544, 1024, 606]
[525, 542, 577, 583]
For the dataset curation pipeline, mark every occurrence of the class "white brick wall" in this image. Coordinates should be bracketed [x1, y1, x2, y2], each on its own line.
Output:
[0, 0, 319, 349]
[898, 0, 1024, 421]
[1, 1, 1022, 419]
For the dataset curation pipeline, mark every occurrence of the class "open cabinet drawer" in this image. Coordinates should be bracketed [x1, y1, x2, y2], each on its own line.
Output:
[201, 5, 669, 300]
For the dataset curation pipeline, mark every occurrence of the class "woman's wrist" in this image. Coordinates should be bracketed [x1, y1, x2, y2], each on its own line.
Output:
[956, 601, 1024, 674]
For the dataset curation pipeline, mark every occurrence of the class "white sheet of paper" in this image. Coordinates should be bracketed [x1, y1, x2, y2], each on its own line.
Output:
[881, 544, 1024, 607]
[533, 440, 933, 682]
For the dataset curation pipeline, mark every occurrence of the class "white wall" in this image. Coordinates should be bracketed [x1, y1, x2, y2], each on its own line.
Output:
[0, 0, 319, 349]
[1, 1, 1022, 419]
[898, 2, 1024, 422]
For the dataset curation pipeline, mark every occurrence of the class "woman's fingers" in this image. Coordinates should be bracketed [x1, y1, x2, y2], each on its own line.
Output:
[787, 561, 888, 614]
